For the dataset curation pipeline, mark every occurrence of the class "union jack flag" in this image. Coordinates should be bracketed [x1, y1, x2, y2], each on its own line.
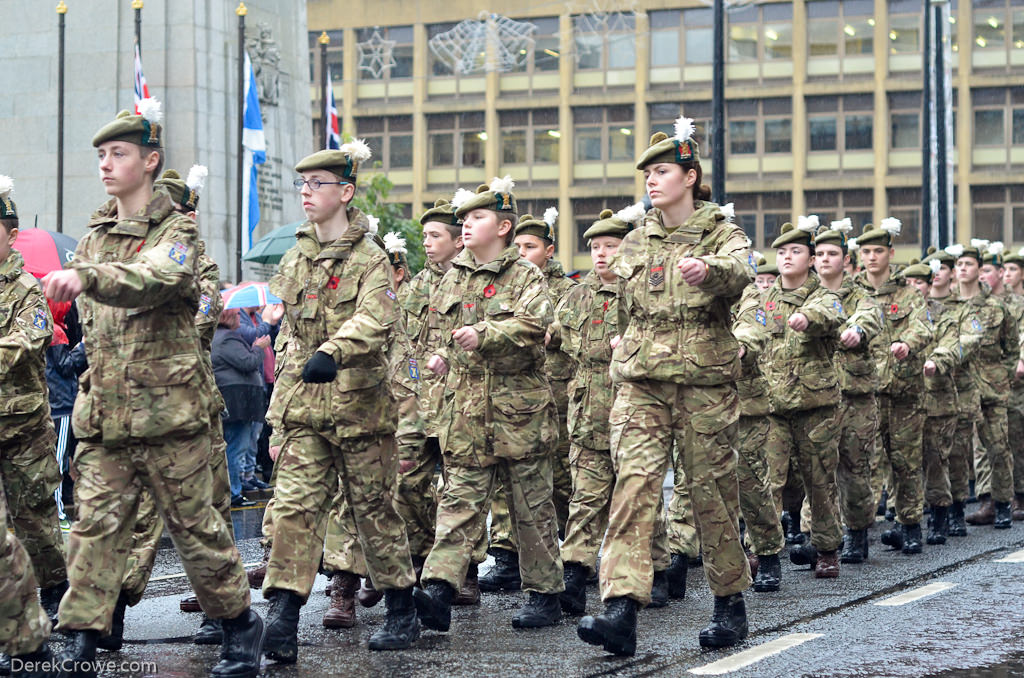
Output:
[133, 42, 150, 114]
[325, 66, 340, 150]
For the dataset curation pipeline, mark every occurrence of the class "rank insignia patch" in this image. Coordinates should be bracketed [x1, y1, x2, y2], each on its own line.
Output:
[168, 242, 189, 265]
[33, 308, 47, 330]
[755, 308, 767, 326]
[408, 358, 420, 380]
[198, 295, 212, 316]
[385, 289, 397, 300]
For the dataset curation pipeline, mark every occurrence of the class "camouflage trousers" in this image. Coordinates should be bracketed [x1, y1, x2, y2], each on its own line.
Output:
[121, 424, 233, 606]
[394, 436, 441, 560]
[666, 458, 700, 559]
[263, 429, 415, 600]
[0, 472, 51, 657]
[876, 392, 925, 525]
[58, 435, 249, 633]
[922, 415, 956, 508]
[603, 380, 749, 606]
[560, 444, 614, 572]
[1009, 398, 1024, 496]
[0, 420, 66, 589]
[974, 401, 1013, 503]
[322, 489, 368, 577]
[837, 393, 879, 531]
[736, 415, 785, 556]
[422, 454, 563, 594]
[767, 407, 842, 552]
[950, 415, 977, 503]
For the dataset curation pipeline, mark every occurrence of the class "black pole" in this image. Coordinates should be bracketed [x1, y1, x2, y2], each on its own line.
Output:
[319, 32, 329, 151]
[236, 2, 247, 282]
[711, 0, 725, 204]
[57, 1, 66, 233]
[921, 2, 933, 256]
[133, 0, 142, 54]
[934, 1, 949, 248]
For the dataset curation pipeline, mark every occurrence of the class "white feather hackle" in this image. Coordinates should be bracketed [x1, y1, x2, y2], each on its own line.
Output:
[848, 237, 859, 252]
[614, 201, 647, 226]
[342, 138, 372, 163]
[0, 175, 12, 199]
[366, 214, 380, 235]
[970, 238, 990, 251]
[752, 250, 763, 262]
[673, 116, 695, 143]
[382, 231, 407, 255]
[987, 241, 1005, 256]
[830, 217, 853, 233]
[1018, 246, 1024, 257]
[945, 244, 965, 258]
[880, 217, 902, 236]
[929, 259, 942, 274]
[720, 202, 735, 222]
[451, 188, 475, 209]
[543, 206, 558, 227]
[797, 215, 819, 233]
[489, 175, 515, 195]
[185, 165, 208, 192]
[137, 97, 162, 124]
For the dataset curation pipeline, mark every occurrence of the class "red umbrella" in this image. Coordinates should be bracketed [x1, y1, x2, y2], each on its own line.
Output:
[13, 229, 78, 278]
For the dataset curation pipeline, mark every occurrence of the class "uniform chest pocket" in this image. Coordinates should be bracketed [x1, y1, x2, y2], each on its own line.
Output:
[887, 303, 912, 323]
[429, 296, 461, 329]
[485, 292, 516, 319]
[323, 277, 358, 307]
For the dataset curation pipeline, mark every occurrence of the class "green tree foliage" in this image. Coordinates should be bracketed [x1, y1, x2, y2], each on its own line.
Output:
[353, 172, 425, 275]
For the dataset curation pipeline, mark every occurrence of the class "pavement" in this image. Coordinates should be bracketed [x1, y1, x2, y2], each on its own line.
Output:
[43, 496, 1024, 678]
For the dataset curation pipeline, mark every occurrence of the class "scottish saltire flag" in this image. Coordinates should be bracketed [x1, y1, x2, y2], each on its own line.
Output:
[242, 52, 266, 250]
[325, 67, 340, 150]
[133, 42, 150, 114]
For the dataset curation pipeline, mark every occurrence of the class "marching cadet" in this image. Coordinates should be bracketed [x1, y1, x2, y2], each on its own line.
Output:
[812, 219, 883, 564]
[416, 176, 564, 633]
[259, 142, 421, 660]
[754, 254, 778, 292]
[952, 242, 1018, 529]
[577, 117, 752, 656]
[557, 204, 643, 613]
[41, 100, 263, 678]
[853, 219, 933, 555]
[1000, 247, 1024, 521]
[754, 218, 845, 578]
[481, 208, 577, 593]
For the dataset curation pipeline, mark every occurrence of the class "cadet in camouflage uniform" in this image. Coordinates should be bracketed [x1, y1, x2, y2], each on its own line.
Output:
[813, 220, 884, 564]
[0, 181, 67, 631]
[752, 220, 845, 578]
[853, 219, 933, 554]
[260, 145, 420, 660]
[954, 243, 1018, 529]
[42, 103, 262, 678]
[481, 209, 577, 593]
[578, 120, 752, 657]
[999, 247, 1024, 520]
[414, 177, 564, 633]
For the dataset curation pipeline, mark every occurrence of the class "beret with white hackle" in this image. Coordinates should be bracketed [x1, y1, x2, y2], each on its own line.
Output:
[636, 115, 701, 170]
[514, 207, 558, 243]
[155, 165, 208, 212]
[1002, 246, 1024, 267]
[92, 97, 164, 148]
[0, 176, 16, 222]
[454, 175, 517, 218]
[923, 245, 956, 266]
[420, 197, 460, 227]
[383, 230, 408, 268]
[856, 217, 902, 248]
[901, 258, 935, 282]
[584, 202, 645, 241]
[814, 217, 853, 251]
[771, 216, 818, 249]
[295, 139, 372, 181]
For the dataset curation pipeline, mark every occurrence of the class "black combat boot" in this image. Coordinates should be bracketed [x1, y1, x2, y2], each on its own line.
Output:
[840, 528, 867, 563]
[477, 548, 522, 592]
[927, 506, 949, 545]
[994, 501, 1013, 529]
[577, 596, 638, 656]
[368, 588, 420, 650]
[902, 523, 923, 554]
[55, 630, 99, 678]
[699, 593, 748, 648]
[38, 580, 68, 627]
[412, 580, 455, 632]
[752, 552, 781, 592]
[97, 592, 130, 651]
[194, 617, 223, 645]
[784, 515, 804, 545]
[948, 501, 968, 536]
[262, 590, 303, 664]
[8, 642, 55, 678]
[788, 540, 818, 567]
[212, 607, 264, 678]
[665, 553, 687, 599]
[560, 562, 588, 615]
[880, 524, 904, 550]
[648, 570, 669, 608]
[512, 591, 561, 628]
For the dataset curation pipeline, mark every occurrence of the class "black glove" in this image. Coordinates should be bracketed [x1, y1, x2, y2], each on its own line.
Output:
[302, 351, 338, 383]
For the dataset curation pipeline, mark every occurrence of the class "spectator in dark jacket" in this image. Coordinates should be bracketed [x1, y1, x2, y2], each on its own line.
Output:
[45, 299, 87, 524]
[212, 306, 269, 506]
[237, 306, 277, 491]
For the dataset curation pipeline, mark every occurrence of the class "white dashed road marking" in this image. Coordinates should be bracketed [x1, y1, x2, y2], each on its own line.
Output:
[688, 633, 824, 675]
[148, 562, 264, 583]
[874, 581, 957, 607]
[994, 548, 1024, 563]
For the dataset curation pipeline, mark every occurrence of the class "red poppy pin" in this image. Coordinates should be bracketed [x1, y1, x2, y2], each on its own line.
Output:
[602, 301, 609, 311]
[483, 284, 496, 298]
[327, 276, 340, 289]
[766, 301, 776, 311]
[890, 303, 898, 314]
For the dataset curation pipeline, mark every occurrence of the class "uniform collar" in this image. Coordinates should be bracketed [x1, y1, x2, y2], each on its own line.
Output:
[773, 271, 820, 304]
[87, 187, 176, 237]
[295, 207, 370, 261]
[0, 250, 25, 282]
[451, 245, 520, 274]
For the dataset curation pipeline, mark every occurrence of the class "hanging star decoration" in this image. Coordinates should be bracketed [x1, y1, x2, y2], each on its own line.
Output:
[429, 13, 538, 74]
[356, 27, 397, 79]
[569, 0, 638, 64]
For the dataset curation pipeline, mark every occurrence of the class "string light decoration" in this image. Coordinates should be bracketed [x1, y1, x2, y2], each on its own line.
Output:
[429, 13, 538, 74]
[568, 0, 638, 65]
[356, 27, 397, 79]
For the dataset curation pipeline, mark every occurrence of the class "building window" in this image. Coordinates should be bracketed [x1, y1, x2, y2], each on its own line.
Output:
[972, 87, 1023, 148]
[889, 91, 922, 149]
[806, 0, 874, 63]
[573, 106, 634, 163]
[731, 192, 792, 248]
[356, 26, 413, 81]
[887, 187, 922, 244]
[888, 0, 921, 55]
[804, 189, 874, 233]
[572, 197, 634, 253]
[500, 109, 560, 165]
[355, 116, 414, 170]
[725, 2, 793, 62]
[807, 94, 873, 152]
[971, 185, 1024, 243]
[308, 30, 344, 83]
[427, 112, 485, 168]
[574, 13, 636, 71]
[727, 98, 792, 156]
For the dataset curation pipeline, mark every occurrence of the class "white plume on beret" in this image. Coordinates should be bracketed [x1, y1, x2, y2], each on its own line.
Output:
[987, 241, 1005, 256]
[543, 206, 558, 227]
[366, 214, 380, 235]
[185, 165, 208, 192]
[451, 188, 475, 209]
[673, 116, 695, 143]
[880, 217, 902, 236]
[752, 250, 763, 262]
[614, 201, 647, 226]
[945, 244, 965, 257]
[797, 214, 819, 233]
[489, 175, 515, 195]
[342, 138, 372, 163]
[137, 97, 162, 124]
[1018, 246, 1024, 257]
[0, 175, 12, 199]
[720, 202, 735, 223]
[830, 217, 852, 233]
[970, 238, 990, 251]
[848, 237, 859, 252]
[929, 259, 942, 274]
[383, 231, 407, 255]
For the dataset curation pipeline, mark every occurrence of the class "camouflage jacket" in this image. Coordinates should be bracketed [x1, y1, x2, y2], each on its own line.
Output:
[70, 189, 212, 444]
[542, 258, 578, 386]
[731, 284, 771, 417]
[853, 269, 933, 396]
[995, 289, 1024, 394]
[609, 203, 753, 386]
[557, 270, 618, 450]
[956, 285, 1019, 406]
[831, 275, 884, 396]
[922, 296, 964, 417]
[194, 241, 223, 354]
[0, 250, 53, 431]
[267, 209, 398, 440]
[402, 258, 447, 437]
[387, 310, 425, 457]
[755, 273, 844, 414]
[940, 292, 982, 416]
[430, 246, 556, 467]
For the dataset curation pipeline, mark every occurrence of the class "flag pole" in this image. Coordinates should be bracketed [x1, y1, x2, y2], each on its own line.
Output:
[56, 0, 67, 234]
[318, 31, 330, 151]
[132, 0, 142, 53]
[236, 1, 247, 282]
[711, 0, 725, 204]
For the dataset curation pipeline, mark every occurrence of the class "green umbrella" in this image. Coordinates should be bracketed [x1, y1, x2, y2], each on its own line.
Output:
[242, 221, 304, 265]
